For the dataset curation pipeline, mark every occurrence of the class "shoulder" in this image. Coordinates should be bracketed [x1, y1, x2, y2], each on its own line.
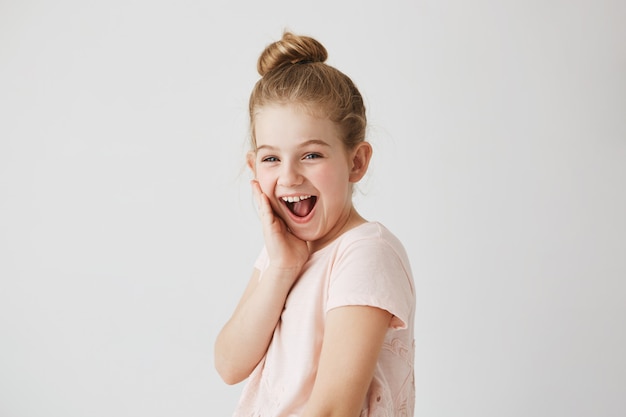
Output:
[339, 221, 404, 247]
[326, 221, 415, 329]
[334, 222, 411, 269]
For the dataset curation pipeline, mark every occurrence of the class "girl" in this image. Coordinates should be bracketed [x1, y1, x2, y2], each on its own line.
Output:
[215, 31, 415, 417]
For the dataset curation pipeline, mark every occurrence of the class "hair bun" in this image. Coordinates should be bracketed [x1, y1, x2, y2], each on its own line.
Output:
[257, 32, 328, 76]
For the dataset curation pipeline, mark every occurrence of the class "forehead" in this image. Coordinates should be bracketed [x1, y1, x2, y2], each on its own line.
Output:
[254, 104, 341, 147]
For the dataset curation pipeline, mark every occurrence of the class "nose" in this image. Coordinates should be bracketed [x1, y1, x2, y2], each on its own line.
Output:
[277, 161, 303, 187]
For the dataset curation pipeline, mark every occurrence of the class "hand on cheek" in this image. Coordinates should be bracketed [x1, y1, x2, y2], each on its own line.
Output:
[251, 179, 274, 223]
[251, 180, 310, 273]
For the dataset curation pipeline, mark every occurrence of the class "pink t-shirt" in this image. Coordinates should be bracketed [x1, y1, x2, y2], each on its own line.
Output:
[233, 222, 415, 417]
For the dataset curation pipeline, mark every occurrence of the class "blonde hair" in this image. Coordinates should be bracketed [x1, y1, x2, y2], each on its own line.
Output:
[249, 32, 366, 150]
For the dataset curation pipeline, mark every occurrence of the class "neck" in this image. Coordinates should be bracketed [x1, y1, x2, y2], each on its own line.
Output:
[307, 207, 367, 253]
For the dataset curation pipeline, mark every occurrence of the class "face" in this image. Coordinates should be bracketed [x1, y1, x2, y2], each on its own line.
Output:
[249, 104, 370, 250]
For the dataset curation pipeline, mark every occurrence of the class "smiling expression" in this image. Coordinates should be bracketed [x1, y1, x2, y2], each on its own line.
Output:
[249, 104, 370, 250]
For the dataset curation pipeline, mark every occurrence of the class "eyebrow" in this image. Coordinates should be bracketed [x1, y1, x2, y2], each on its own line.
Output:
[256, 139, 331, 152]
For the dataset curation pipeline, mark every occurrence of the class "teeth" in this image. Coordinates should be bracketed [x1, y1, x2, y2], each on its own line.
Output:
[281, 195, 311, 203]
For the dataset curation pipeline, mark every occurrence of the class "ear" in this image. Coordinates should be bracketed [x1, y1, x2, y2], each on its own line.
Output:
[246, 151, 257, 177]
[348, 141, 372, 183]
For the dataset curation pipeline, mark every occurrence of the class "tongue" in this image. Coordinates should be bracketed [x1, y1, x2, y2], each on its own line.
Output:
[292, 198, 314, 217]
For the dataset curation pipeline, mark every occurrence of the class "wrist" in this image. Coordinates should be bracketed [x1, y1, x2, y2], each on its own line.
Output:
[265, 263, 303, 284]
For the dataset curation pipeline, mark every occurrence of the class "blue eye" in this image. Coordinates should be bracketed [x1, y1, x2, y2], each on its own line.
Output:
[304, 153, 322, 160]
[262, 156, 279, 163]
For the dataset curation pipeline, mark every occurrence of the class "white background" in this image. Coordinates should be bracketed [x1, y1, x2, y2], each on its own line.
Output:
[1, 1, 625, 416]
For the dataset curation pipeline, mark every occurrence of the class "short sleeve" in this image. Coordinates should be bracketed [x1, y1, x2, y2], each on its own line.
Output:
[253, 246, 269, 277]
[325, 238, 414, 329]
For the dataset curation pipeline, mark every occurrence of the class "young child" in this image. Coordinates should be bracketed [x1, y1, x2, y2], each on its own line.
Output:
[215, 31, 416, 417]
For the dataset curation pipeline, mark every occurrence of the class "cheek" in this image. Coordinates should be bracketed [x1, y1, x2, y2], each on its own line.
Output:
[255, 171, 274, 196]
[316, 164, 349, 192]
[256, 174, 283, 214]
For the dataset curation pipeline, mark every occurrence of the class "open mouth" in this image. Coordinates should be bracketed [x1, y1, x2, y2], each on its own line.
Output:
[281, 195, 317, 218]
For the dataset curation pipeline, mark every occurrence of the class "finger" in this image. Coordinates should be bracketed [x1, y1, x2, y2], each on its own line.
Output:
[250, 180, 262, 211]
[251, 180, 273, 221]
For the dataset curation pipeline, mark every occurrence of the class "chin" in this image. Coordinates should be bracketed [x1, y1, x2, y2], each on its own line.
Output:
[290, 229, 314, 242]
[287, 226, 319, 243]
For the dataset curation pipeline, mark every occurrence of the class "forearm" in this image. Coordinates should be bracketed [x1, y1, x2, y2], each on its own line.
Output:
[301, 405, 361, 417]
[214, 266, 298, 384]
[301, 306, 391, 417]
